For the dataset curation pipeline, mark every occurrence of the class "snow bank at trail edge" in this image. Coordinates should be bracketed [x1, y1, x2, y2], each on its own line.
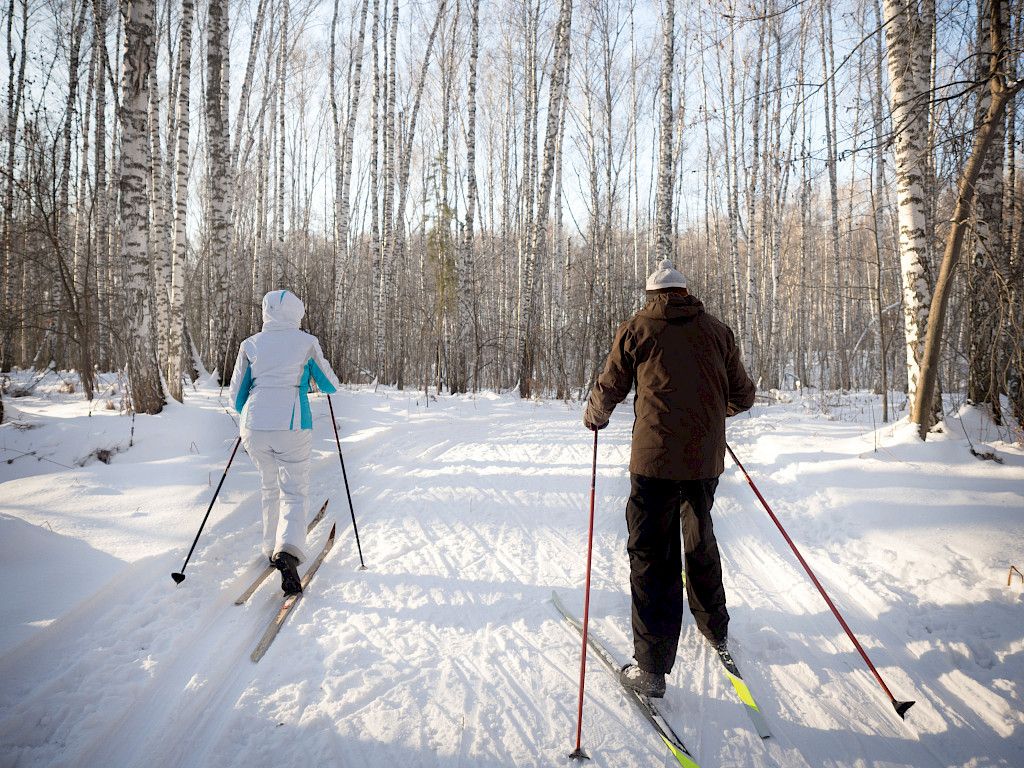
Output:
[0, 374, 1022, 768]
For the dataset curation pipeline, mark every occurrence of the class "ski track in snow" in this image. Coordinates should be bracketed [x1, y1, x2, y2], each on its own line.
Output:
[1, 381, 1023, 767]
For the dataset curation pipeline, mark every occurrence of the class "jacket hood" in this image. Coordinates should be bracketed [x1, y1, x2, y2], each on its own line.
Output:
[640, 292, 704, 322]
[262, 290, 305, 330]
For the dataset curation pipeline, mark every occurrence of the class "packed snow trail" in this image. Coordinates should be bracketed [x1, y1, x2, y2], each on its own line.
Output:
[1, 380, 1022, 767]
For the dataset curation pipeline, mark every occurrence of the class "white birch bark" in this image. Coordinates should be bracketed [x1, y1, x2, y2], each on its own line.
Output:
[117, 0, 163, 413]
[912, 0, 1019, 435]
[149, 15, 170, 370]
[253, 11, 276, 306]
[74, 8, 96, 398]
[331, 0, 371, 340]
[229, 0, 267, 173]
[724, 10, 743, 343]
[654, 0, 674, 263]
[883, 0, 935, 406]
[374, 0, 399, 379]
[820, 0, 846, 388]
[205, 0, 230, 377]
[1, 0, 27, 371]
[368, 0, 381, 370]
[166, 0, 193, 402]
[74, 16, 95, 307]
[872, 0, 891, 420]
[384, 0, 447, 386]
[517, 0, 573, 397]
[452, 0, 480, 394]
[274, 0, 288, 289]
[744, 11, 765, 372]
[93, 0, 111, 370]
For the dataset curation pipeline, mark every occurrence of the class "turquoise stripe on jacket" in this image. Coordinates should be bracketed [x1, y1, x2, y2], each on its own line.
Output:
[234, 362, 253, 413]
[297, 359, 338, 429]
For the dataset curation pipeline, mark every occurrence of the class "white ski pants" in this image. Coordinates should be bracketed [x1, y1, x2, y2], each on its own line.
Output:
[241, 428, 312, 563]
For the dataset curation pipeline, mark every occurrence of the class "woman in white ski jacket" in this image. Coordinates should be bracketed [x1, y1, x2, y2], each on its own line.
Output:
[228, 290, 341, 594]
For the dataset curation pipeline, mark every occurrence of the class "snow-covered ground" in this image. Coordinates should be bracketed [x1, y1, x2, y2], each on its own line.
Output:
[1, 375, 1022, 768]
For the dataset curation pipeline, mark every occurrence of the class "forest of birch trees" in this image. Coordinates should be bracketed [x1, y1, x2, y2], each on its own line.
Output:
[0, 0, 1021, 436]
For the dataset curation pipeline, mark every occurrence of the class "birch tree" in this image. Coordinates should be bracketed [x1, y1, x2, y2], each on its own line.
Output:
[912, 0, 1020, 437]
[517, 0, 573, 397]
[967, 0, 1007, 418]
[118, 0, 163, 413]
[205, 0, 231, 378]
[451, 0, 481, 394]
[1, 0, 27, 372]
[94, 0, 111, 371]
[883, 0, 935, 409]
[166, 0, 194, 402]
[330, 0, 371, 346]
[654, 0, 674, 263]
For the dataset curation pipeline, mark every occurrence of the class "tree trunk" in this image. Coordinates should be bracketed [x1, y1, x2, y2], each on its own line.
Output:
[390, 0, 449, 386]
[883, 0, 935, 410]
[452, 0, 480, 395]
[967, 0, 1007, 419]
[654, 0, 674, 264]
[912, 0, 1019, 437]
[331, 0, 371, 348]
[517, 0, 573, 397]
[374, 0, 399, 381]
[150, 9, 170, 379]
[166, 0, 193, 402]
[118, 0, 163, 414]
[74, 6, 96, 399]
[205, 0, 231, 380]
[2, 0, 27, 371]
[820, 0, 847, 389]
[93, 0, 111, 371]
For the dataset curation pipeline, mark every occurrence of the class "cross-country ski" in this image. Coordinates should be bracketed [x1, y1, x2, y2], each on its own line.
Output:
[250, 523, 337, 663]
[234, 499, 330, 606]
[683, 570, 771, 738]
[551, 590, 702, 767]
[712, 641, 772, 740]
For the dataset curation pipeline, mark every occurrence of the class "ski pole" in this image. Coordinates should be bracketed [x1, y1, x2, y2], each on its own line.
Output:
[570, 429, 599, 760]
[725, 442, 915, 720]
[171, 436, 243, 584]
[327, 394, 366, 570]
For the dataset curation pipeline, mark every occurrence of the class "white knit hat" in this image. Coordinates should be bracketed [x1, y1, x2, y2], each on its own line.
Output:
[645, 259, 687, 291]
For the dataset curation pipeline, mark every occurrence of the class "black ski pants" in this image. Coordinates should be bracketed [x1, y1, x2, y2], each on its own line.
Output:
[626, 473, 728, 675]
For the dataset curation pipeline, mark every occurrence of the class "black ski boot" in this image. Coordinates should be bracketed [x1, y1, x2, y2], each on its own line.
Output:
[619, 663, 666, 698]
[711, 637, 739, 676]
[272, 552, 303, 596]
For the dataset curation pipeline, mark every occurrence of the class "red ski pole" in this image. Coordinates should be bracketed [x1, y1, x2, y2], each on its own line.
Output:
[725, 442, 915, 720]
[570, 429, 599, 760]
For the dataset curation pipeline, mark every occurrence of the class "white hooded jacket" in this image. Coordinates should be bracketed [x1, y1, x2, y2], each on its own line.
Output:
[228, 290, 341, 431]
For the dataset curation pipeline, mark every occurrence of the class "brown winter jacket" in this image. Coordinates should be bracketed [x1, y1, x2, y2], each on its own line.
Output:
[585, 293, 756, 481]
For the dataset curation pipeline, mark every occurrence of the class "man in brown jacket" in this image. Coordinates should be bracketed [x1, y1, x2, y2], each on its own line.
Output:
[584, 258, 756, 698]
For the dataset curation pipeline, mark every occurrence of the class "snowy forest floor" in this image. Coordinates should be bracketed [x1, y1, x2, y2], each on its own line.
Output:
[1, 374, 1022, 768]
